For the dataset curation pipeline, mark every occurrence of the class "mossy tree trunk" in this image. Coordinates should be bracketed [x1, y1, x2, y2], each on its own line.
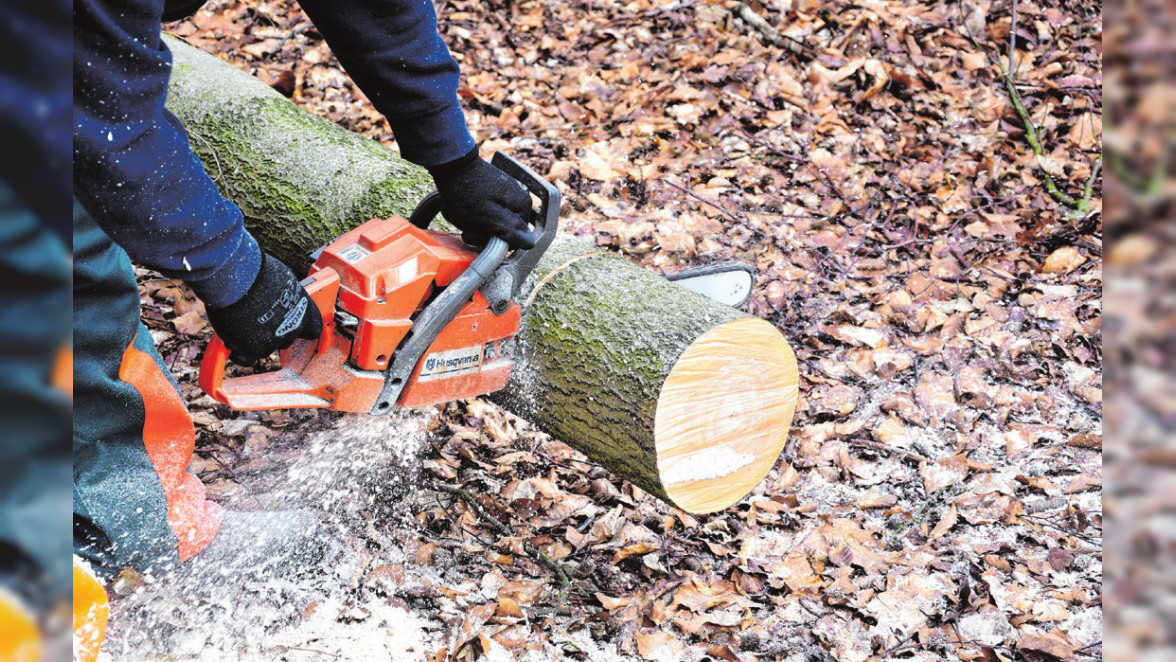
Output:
[164, 36, 798, 514]
[165, 35, 434, 274]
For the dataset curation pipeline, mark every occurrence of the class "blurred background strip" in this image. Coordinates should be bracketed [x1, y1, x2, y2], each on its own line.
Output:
[1104, 0, 1175, 659]
[0, 0, 73, 658]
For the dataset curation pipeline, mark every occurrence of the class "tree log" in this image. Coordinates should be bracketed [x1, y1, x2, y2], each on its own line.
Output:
[164, 36, 799, 513]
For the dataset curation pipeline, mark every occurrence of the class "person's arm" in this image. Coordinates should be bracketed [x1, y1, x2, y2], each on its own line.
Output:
[295, 0, 474, 168]
[297, 0, 535, 249]
[73, 0, 261, 308]
[74, 0, 320, 363]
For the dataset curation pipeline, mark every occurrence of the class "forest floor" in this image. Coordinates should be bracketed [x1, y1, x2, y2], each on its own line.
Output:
[108, 0, 1101, 660]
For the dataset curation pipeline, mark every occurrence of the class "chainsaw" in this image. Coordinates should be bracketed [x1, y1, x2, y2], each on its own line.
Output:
[199, 152, 560, 414]
[199, 152, 758, 415]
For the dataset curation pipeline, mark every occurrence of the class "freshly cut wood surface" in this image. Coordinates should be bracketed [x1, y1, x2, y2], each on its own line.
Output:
[655, 318, 799, 513]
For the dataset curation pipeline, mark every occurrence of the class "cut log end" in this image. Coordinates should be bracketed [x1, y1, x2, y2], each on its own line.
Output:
[654, 318, 799, 514]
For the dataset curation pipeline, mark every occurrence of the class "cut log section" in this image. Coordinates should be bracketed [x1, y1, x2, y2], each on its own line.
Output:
[164, 36, 799, 513]
[655, 318, 798, 512]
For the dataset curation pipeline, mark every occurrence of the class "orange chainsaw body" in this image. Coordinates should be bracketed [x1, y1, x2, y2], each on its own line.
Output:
[200, 215, 521, 412]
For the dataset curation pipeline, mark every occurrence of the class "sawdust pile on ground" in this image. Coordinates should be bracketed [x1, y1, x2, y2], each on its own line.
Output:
[106, 0, 1106, 659]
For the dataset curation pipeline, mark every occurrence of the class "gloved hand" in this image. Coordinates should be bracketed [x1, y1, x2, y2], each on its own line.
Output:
[427, 148, 535, 249]
[205, 254, 323, 366]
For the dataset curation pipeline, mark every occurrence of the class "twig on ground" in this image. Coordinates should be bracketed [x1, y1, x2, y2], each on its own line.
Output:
[849, 438, 928, 463]
[960, 10, 1099, 212]
[428, 481, 578, 589]
[1009, 0, 1020, 77]
[274, 22, 313, 51]
[663, 179, 746, 222]
[730, 3, 813, 57]
[997, 70, 1096, 211]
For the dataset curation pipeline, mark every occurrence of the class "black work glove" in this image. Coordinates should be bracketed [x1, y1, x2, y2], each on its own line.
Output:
[427, 149, 535, 249]
[205, 253, 323, 366]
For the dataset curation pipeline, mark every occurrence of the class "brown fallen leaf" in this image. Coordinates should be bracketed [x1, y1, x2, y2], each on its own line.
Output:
[929, 504, 958, 540]
[579, 148, 622, 181]
[496, 596, 523, 618]
[1017, 625, 1074, 659]
[614, 542, 658, 563]
[172, 310, 208, 335]
[595, 592, 630, 610]
[635, 629, 684, 661]
[1042, 246, 1086, 274]
[921, 454, 971, 492]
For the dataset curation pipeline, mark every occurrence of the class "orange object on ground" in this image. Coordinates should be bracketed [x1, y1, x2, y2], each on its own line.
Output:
[52, 345, 72, 398]
[121, 336, 224, 561]
[0, 587, 42, 662]
[72, 559, 109, 662]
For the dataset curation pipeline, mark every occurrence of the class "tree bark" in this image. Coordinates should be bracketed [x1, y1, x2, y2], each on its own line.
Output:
[164, 36, 799, 513]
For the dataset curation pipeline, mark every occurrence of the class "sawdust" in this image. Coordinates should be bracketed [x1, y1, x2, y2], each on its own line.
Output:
[659, 444, 756, 485]
[102, 409, 442, 659]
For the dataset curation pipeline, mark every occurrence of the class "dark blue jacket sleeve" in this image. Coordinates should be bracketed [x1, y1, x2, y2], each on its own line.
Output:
[296, 0, 476, 167]
[74, 0, 476, 309]
[74, 0, 264, 308]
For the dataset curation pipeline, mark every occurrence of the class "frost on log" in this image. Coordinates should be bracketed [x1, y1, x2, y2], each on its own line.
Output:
[165, 36, 800, 513]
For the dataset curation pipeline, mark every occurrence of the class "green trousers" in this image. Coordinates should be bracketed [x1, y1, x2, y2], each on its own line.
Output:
[73, 205, 223, 572]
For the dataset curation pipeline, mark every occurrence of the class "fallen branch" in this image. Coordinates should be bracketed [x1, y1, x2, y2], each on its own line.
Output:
[997, 67, 1098, 212]
[961, 7, 1099, 213]
[730, 3, 812, 57]
[427, 481, 577, 590]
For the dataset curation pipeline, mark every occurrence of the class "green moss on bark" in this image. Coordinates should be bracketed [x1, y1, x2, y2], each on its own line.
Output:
[164, 35, 432, 273]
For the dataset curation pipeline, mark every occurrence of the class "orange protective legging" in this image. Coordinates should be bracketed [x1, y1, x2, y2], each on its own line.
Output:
[118, 336, 223, 561]
[0, 588, 42, 662]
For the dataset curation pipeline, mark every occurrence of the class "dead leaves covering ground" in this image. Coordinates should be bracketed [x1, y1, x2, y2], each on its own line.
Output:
[155, 0, 1103, 659]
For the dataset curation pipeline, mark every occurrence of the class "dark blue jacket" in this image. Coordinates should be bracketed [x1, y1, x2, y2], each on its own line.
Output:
[73, 0, 475, 307]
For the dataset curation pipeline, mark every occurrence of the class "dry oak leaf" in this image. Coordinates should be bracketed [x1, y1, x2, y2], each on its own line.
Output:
[921, 454, 971, 493]
[635, 629, 684, 662]
[1042, 246, 1087, 274]
[929, 504, 959, 540]
[595, 592, 630, 611]
[1017, 625, 1074, 659]
[172, 310, 208, 335]
[865, 572, 956, 643]
[769, 552, 823, 594]
[915, 373, 956, 418]
[579, 147, 623, 181]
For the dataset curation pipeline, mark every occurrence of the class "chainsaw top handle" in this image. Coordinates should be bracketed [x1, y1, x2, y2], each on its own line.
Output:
[407, 152, 561, 314]
[370, 152, 560, 415]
